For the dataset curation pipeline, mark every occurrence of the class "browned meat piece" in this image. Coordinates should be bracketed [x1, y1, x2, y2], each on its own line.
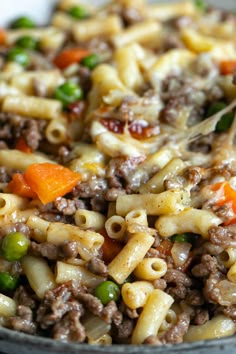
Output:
[13, 286, 36, 309]
[0, 222, 30, 238]
[86, 257, 108, 276]
[193, 309, 209, 325]
[191, 254, 225, 278]
[53, 310, 86, 342]
[30, 241, 60, 260]
[77, 292, 103, 316]
[60, 241, 78, 259]
[209, 226, 236, 248]
[161, 312, 190, 344]
[37, 283, 84, 329]
[8, 305, 36, 334]
[116, 319, 134, 340]
[102, 300, 122, 326]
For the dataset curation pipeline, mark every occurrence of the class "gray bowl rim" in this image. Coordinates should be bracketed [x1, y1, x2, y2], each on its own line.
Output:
[0, 326, 235, 353]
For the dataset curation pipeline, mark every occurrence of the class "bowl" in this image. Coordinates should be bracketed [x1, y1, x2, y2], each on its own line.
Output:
[0, 1, 236, 354]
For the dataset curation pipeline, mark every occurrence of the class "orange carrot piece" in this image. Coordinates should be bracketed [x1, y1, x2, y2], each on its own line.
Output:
[220, 60, 236, 75]
[53, 48, 90, 69]
[24, 163, 81, 204]
[99, 229, 123, 264]
[8, 173, 37, 199]
[15, 137, 32, 154]
[212, 181, 236, 225]
[0, 29, 6, 45]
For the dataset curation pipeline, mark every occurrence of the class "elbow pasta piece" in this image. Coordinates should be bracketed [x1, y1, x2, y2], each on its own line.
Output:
[114, 45, 144, 91]
[0, 82, 22, 101]
[148, 49, 196, 89]
[181, 28, 233, 54]
[10, 70, 64, 96]
[143, 1, 196, 21]
[111, 20, 161, 48]
[125, 209, 148, 227]
[133, 257, 167, 281]
[219, 75, 236, 101]
[46, 222, 104, 254]
[159, 309, 178, 332]
[139, 158, 186, 194]
[227, 262, 236, 283]
[0, 294, 16, 317]
[108, 232, 154, 284]
[131, 289, 174, 344]
[56, 261, 105, 287]
[5, 27, 65, 47]
[0, 193, 28, 215]
[105, 215, 126, 240]
[45, 117, 68, 144]
[218, 248, 236, 268]
[26, 215, 50, 243]
[2, 95, 62, 120]
[91, 64, 132, 102]
[184, 315, 236, 342]
[116, 190, 191, 216]
[75, 209, 106, 231]
[0, 150, 56, 171]
[0, 62, 24, 81]
[155, 208, 222, 239]
[73, 15, 122, 42]
[121, 281, 154, 310]
[21, 255, 56, 299]
[52, 11, 76, 31]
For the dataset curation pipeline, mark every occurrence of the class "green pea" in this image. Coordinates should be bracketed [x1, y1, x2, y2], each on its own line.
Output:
[194, 0, 207, 12]
[10, 16, 36, 29]
[170, 233, 195, 244]
[0, 272, 19, 292]
[81, 54, 100, 70]
[94, 280, 120, 305]
[68, 6, 88, 19]
[6, 47, 30, 67]
[53, 81, 83, 108]
[207, 102, 234, 132]
[1, 232, 30, 262]
[15, 36, 39, 50]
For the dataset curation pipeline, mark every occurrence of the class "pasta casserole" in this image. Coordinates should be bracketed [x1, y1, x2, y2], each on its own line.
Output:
[0, 0, 236, 346]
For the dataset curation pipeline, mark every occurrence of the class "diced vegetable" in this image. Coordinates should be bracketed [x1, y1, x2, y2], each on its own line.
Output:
[0, 272, 19, 292]
[15, 36, 39, 50]
[194, 0, 207, 12]
[215, 112, 234, 132]
[10, 16, 36, 29]
[0, 29, 6, 45]
[212, 181, 236, 225]
[68, 6, 88, 19]
[24, 162, 81, 204]
[1, 232, 30, 262]
[53, 81, 83, 108]
[15, 137, 32, 153]
[81, 53, 100, 70]
[207, 102, 227, 117]
[8, 173, 37, 199]
[220, 60, 236, 75]
[6, 47, 30, 67]
[170, 233, 196, 244]
[207, 102, 234, 132]
[94, 280, 120, 305]
[100, 230, 123, 264]
[53, 48, 90, 69]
